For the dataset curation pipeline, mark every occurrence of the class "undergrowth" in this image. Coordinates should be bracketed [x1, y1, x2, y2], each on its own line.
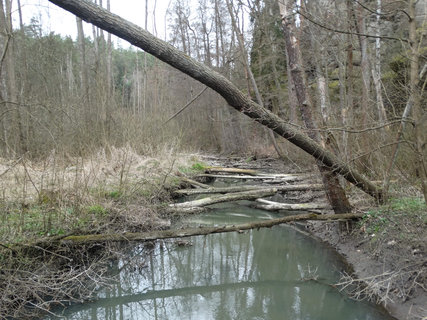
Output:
[360, 197, 426, 241]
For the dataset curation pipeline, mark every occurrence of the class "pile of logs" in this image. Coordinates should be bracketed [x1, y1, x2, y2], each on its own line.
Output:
[57, 166, 364, 244]
[170, 167, 328, 214]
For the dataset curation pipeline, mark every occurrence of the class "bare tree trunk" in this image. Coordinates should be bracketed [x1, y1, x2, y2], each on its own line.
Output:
[59, 212, 364, 244]
[408, 0, 427, 203]
[47, 0, 383, 202]
[355, 5, 371, 126]
[303, 1, 330, 125]
[278, 0, 351, 214]
[343, 0, 355, 162]
[285, 52, 298, 123]
[373, 0, 387, 125]
[142, 0, 148, 117]
[225, 0, 284, 158]
[16, 0, 24, 30]
[106, 0, 112, 95]
[2, 0, 26, 154]
[76, 17, 89, 109]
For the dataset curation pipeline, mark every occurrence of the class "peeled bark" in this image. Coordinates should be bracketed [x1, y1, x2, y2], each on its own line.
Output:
[47, 0, 383, 202]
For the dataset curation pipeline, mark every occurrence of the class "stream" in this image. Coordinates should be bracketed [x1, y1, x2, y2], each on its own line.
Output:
[47, 181, 395, 319]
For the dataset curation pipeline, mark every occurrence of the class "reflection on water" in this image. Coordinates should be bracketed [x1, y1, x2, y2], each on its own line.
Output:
[49, 203, 394, 320]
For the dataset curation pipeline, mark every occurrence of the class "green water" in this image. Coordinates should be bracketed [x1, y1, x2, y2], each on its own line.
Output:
[49, 202, 394, 319]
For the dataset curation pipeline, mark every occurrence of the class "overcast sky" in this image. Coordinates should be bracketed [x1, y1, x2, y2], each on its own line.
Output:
[16, 0, 173, 46]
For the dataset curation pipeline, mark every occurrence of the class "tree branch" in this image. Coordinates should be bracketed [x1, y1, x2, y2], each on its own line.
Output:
[296, 9, 406, 42]
[60, 212, 364, 244]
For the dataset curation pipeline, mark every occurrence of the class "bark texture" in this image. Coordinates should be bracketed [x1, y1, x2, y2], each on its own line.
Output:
[47, 0, 383, 201]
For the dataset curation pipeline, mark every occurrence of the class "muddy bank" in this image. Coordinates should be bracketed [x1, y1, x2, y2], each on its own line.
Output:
[308, 221, 426, 320]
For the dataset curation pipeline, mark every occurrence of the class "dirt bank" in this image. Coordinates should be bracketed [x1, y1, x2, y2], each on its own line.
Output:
[309, 216, 426, 320]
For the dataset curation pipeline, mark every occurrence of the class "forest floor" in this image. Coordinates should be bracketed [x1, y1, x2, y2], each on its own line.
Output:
[0, 151, 425, 319]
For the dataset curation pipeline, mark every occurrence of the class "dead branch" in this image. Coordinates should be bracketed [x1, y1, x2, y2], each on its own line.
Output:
[254, 199, 331, 211]
[60, 212, 364, 244]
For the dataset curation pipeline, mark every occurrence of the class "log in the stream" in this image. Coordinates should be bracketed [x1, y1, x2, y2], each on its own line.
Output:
[174, 183, 324, 196]
[196, 174, 310, 181]
[176, 175, 210, 189]
[206, 167, 259, 176]
[170, 188, 278, 208]
[254, 199, 331, 211]
[60, 212, 364, 244]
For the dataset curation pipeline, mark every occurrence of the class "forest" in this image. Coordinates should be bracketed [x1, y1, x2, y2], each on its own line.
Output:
[0, 0, 426, 319]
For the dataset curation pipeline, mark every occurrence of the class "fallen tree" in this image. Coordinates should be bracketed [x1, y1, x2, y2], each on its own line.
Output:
[170, 188, 279, 208]
[254, 199, 331, 211]
[60, 212, 364, 244]
[176, 175, 210, 189]
[174, 183, 324, 195]
[195, 173, 309, 181]
[47, 0, 383, 202]
[205, 167, 259, 176]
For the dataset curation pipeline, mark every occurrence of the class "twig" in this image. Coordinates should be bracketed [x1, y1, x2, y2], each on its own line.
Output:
[0, 155, 24, 178]
[296, 9, 405, 42]
[164, 86, 208, 124]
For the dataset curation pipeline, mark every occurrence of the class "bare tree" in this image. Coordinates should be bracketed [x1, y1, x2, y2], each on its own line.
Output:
[76, 16, 89, 109]
[0, 0, 26, 153]
[278, 0, 351, 214]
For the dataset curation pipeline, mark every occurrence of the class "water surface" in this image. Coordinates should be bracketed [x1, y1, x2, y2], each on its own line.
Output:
[49, 202, 394, 320]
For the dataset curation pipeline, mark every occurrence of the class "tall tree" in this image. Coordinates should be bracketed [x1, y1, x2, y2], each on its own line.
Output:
[76, 16, 89, 109]
[0, 0, 26, 153]
[278, 0, 351, 214]
[408, 0, 427, 202]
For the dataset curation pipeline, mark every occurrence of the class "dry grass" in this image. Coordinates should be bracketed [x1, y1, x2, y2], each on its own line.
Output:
[0, 146, 204, 244]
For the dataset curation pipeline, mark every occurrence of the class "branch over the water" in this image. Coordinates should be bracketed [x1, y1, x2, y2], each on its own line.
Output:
[60, 212, 364, 244]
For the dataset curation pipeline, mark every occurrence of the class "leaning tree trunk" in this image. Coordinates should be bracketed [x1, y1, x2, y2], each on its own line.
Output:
[47, 0, 383, 202]
[278, 0, 351, 214]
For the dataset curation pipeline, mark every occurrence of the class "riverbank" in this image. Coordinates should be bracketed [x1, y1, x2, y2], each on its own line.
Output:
[308, 201, 427, 320]
[1, 153, 425, 319]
